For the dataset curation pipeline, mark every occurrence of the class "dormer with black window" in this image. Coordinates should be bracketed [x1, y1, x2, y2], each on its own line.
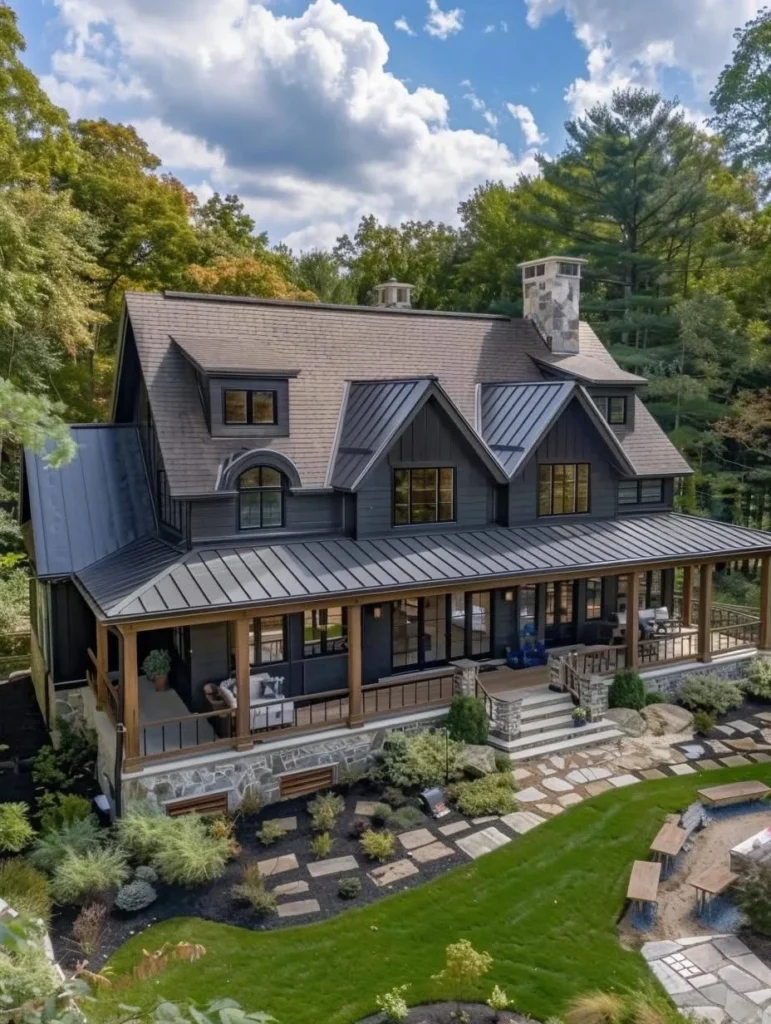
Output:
[171, 334, 297, 440]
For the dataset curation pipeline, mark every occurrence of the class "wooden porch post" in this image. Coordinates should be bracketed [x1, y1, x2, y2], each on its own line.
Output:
[697, 563, 713, 663]
[759, 554, 771, 650]
[234, 618, 252, 749]
[96, 621, 108, 708]
[347, 605, 363, 727]
[626, 571, 639, 671]
[122, 628, 140, 760]
[681, 566, 695, 627]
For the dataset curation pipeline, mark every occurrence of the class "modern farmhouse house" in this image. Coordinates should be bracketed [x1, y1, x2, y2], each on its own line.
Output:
[21, 256, 771, 813]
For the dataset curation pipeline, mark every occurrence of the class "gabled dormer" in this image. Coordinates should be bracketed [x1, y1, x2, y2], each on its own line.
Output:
[171, 334, 298, 440]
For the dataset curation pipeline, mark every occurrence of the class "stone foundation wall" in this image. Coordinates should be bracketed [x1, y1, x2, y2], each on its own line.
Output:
[123, 717, 440, 812]
[640, 654, 754, 701]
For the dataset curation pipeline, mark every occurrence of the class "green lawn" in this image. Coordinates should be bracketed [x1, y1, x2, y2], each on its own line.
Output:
[97, 764, 771, 1024]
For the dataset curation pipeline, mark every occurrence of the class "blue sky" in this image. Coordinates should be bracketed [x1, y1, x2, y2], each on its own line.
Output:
[15, 0, 761, 249]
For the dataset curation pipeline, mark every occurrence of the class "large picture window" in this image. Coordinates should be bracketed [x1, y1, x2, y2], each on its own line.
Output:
[249, 615, 286, 665]
[304, 608, 347, 658]
[393, 467, 455, 526]
[585, 578, 603, 620]
[224, 389, 277, 426]
[538, 463, 590, 516]
[392, 592, 492, 670]
[238, 467, 284, 530]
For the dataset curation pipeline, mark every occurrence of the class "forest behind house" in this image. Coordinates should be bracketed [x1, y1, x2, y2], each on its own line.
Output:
[3, 3, 771, 638]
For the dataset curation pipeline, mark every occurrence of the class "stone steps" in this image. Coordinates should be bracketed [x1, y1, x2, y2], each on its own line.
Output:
[502, 725, 624, 762]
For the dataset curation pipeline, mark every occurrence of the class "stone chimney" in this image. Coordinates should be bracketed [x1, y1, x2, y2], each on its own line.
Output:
[374, 279, 413, 309]
[518, 256, 587, 354]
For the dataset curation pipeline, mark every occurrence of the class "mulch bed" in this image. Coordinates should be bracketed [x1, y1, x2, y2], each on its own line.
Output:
[356, 1003, 526, 1023]
[49, 779, 471, 972]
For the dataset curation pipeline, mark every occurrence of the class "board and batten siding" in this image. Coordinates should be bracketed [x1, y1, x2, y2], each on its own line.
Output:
[356, 398, 497, 537]
[508, 398, 618, 525]
[189, 491, 344, 544]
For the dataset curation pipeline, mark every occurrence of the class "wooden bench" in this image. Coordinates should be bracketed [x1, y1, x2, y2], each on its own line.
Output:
[698, 781, 771, 808]
[650, 822, 688, 873]
[627, 860, 661, 907]
[687, 864, 738, 916]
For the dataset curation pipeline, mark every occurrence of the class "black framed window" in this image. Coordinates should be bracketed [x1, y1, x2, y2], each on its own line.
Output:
[238, 467, 284, 530]
[303, 608, 347, 658]
[393, 467, 454, 526]
[608, 396, 627, 425]
[391, 592, 492, 670]
[250, 614, 286, 666]
[224, 389, 277, 426]
[618, 478, 663, 506]
[538, 463, 590, 516]
[585, 578, 603, 620]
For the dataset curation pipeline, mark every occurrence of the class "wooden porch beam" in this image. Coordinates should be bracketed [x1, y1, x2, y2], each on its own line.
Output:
[121, 628, 139, 760]
[759, 555, 771, 650]
[347, 605, 363, 728]
[697, 563, 713, 663]
[626, 571, 640, 671]
[233, 618, 253, 750]
[681, 566, 694, 627]
[95, 621, 108, 709]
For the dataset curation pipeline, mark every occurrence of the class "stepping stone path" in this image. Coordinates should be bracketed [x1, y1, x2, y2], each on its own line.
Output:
[273, 880, 309, 896]
[264, 816, 297, 831]
[558, 792, 584, 807]
[277, 899, 321, 919]
[438, 821, 470, 836]
[642, 935, 771, 1024]
[354, 801, 379, 816]
[456, 826, 512, 858]
[752, 752, 771, 763]
[512, 767, 532, 781]
[729, 721, 757, 735]
[640, 768, 667, 780]
[516, 786, 546, 802]
[585, 780, 613, 796]
[696, 759, 721, 771]
[398, 828, 435, 851]
[501, 810, 546, 834]
[307, 855, 359, 878]
[682, 745, 706, 760]
[708, 741, 731, 754]
[670, 764, 697, 776]
[567, 766, 612, 784]
[536, 802, 564, 816]
[721, 755, 751, 767]
[369, 859, 419, 887]
[609, 773, 641, 787]
[257, 853, 299, 877]
[410, 841, 454, 864]
[471, 815, 499, 824]
[542, 776, 574, 793]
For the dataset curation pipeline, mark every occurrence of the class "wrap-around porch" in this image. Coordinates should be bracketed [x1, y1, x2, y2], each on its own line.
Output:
[86, 554, 771, 774]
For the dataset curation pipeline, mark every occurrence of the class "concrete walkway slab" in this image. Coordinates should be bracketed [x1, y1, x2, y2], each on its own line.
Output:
[273, 880, 309, 896]
[264, 816, 297, 831]
[354, 801, 380, 816]
[500, 810, 546, 834]
[276, 898, 321, 918]
[398, 828, 435, 851]
[257, 853, 299, 877]
[438, 821, 470, 837]
[369, 859, 419, 887]
[456, 826, 512, 858]
[410, 841, 454, 864]
[307, 855, 359, 878]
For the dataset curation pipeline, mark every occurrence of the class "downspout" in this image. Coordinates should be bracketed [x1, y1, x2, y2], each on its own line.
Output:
[114, 633, 126, 818]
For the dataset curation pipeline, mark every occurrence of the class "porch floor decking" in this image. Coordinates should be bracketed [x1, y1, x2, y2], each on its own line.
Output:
[140, 676, 216, 755]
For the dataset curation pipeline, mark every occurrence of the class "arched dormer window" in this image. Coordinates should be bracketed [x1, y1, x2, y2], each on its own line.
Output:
[238, 467, 285, 530]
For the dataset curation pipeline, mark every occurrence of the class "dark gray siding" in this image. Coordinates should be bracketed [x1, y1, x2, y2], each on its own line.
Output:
[509, 398, 618, 525]
[190, 491, 344, 544]
[357, 398, 496, 537]
[363, 602, 393, 683]
[50, 581, 95, 685]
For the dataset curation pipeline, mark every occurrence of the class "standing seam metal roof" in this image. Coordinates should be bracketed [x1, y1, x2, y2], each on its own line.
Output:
[76, 513, 771, 621]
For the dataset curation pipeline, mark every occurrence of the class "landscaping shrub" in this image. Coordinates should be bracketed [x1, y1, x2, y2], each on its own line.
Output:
[493, 752, 513, 774]
[310, 832, 333, 859]
[446, 695, 489, 744]
[210, 816, 240, 856]
[115, 800, 170, 860]
[0, 803, 34, 853]
[256, 821, 287, 846]
[566, 985, 686, 1024]
[37, 793, 92, 833]
[231, 863, 277, 915]
[360, 829, 395, 863]
[151, 814, 232, 886]
[735, 865, 771, 935]
[744, 658, 771, 700]
[0, 858, 52, 922]
[133, 864, 158, 884]
[0, 926, 59, 1009]
[371, 802, 393, 826]
[678, 675, 744, 715]
[238, 785, 263, 816]
[115, 879, 158, 913]
[348, 817, 369, 840]
[693, 710, 715, 735]
[382, 786, 408, 808]
[448, 773, 516, 817]
[432, 939, 493, 1004]
[338, 876, 362, 900]
[608, 671, 645, 711]
[51, 847, 129, 905]
[643, 691, 665, 705]
[307, 792, 344, 832]
[376, 732, 464, 789]
[375, 985, 410, 1023]
[72, 902, 108, 956]
[29, 816, 102, 873]
[386, 806, 425, 831]
[487, 985, 511, 1019]
[31, 715, 96, 791]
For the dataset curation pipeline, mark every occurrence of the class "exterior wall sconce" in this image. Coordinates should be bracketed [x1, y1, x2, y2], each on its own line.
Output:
[504, 590, 514, 603]
[372, 605, 382, 620]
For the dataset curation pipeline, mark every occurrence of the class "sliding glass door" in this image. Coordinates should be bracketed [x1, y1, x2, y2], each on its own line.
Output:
[391, 592, 492, 671]
[545, 581, 577, 647]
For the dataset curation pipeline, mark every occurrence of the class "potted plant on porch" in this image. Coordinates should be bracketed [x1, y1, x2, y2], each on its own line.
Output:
[142, 649, 172, 692]
[572, 706, 588, 728]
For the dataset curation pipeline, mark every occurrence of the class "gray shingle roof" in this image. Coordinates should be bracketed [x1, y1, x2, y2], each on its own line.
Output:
[531, 352, 647, 384]
[123, 293, 690, 494]
[77, 513, 771, 621]
[24, 426, 157, 577]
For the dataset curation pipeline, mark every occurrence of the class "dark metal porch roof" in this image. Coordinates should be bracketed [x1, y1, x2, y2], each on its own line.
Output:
[76, 513, 771, 623]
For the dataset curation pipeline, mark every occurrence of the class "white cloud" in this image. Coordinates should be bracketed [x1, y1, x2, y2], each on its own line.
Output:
[484, 23, 496, 34]
[425, 0, 464, 40]
[394, 16, 415, 36]
[524, 0, 763, 115]
[464, 91, 499, 132]
[507, 103, 547, 147]
[47, 0, 533, 244]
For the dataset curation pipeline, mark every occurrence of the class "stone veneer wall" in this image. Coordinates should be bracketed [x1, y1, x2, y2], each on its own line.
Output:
[123, 717, 437, 812]
[639, 653, 755, 701]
